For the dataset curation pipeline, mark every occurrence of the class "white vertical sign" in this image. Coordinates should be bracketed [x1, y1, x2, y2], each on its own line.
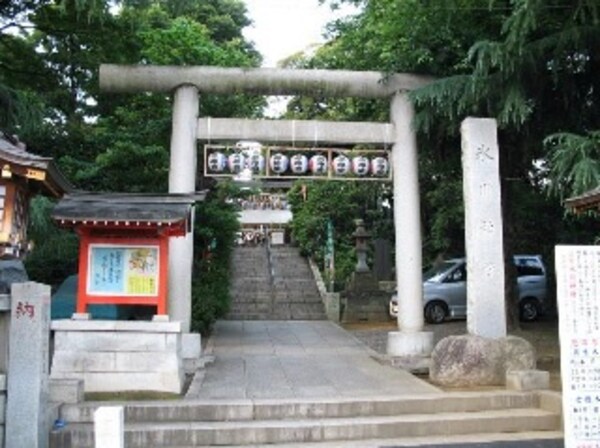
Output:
[556, 245, 600, 448]
[461, 118, 506, 338]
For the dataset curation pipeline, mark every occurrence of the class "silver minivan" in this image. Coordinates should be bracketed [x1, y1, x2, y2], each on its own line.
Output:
[389, 255, 548, 323]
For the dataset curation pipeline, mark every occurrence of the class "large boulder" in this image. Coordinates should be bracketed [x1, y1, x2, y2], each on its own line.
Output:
[429, 334, 536, 387]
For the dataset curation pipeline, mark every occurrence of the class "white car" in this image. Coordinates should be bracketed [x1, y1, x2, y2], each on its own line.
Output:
[389, 255, 548, 323]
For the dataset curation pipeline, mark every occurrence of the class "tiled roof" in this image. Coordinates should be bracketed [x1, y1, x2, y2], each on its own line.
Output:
[52, 192, 204, 225]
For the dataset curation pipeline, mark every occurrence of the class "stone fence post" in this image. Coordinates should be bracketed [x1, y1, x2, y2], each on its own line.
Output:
[5, 282, 51, 448]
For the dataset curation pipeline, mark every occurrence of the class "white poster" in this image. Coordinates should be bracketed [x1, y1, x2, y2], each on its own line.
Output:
[556, 245, 600, 448]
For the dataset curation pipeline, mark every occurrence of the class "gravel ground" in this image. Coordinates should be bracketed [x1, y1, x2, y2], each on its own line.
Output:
[343, 316, 562, 389]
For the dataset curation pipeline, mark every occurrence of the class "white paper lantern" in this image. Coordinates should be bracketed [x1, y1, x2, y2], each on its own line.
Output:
[207, 152, 226, 172]
[290, 154, 308, 174]
[228, 153, 246, 174]
[352, 156, 370, 176]
[247, 153, 265, 173]
[332, 155, 351, 175]
[309, 154, 328, 175]
[269, 153, 289, 174]
[371, 157, 389, 177]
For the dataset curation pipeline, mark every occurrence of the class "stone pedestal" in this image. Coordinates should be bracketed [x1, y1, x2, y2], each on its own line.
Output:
[50, 320, 184, 394]
[342, 271, 389, 322]
[429, 334, 536, 387]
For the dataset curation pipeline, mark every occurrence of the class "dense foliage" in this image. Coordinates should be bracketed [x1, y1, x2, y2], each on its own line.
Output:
[1, 0, 261, 330]
[282, 0, 600, 327]
[2, 0, 599, 330]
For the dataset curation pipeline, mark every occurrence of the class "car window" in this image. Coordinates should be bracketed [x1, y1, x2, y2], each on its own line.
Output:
[424, 261, 460, 281]
[446, 265, 466, 282]
[515, 258, 544, 276]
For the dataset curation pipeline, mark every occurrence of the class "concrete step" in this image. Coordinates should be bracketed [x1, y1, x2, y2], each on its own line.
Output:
[230, 295, 273, 303]
[57, 391, 547, 422]
[113, 432, 564, 448]
[50, 408, 560, 447]
[229, 243, 323, 320]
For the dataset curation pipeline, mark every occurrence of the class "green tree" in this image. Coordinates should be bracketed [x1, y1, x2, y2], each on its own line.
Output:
[191, 182, 241, 335]
[292, 0, 599, 327]
[24, 196, 79, 286]
[287, 179, 392, 289]
[6, 1, 262, 332]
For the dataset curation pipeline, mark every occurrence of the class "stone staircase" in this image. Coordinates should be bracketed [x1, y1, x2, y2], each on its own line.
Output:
[227, 245, 326, 320]
[49, 390, 563, 447]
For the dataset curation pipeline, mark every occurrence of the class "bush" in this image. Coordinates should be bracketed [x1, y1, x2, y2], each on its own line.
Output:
[190, 182, 241, 335]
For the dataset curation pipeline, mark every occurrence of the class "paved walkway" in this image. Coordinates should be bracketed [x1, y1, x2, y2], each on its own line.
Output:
[188, 320, 441, 399]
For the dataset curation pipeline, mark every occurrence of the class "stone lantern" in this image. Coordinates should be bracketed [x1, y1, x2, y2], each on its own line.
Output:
[352, 219, 371, 273]
[342, 219, 389, 322]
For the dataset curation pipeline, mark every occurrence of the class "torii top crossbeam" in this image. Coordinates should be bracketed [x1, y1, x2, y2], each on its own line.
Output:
[100, 64, 433, 97]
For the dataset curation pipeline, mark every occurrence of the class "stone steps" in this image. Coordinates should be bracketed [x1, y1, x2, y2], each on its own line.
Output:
[49, 391, 562, 447]
[227, 245, 326, 320]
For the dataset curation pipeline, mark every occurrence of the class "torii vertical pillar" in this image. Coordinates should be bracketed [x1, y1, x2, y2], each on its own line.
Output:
[387, 92, 433, 363]
[168, 85, 198, 332]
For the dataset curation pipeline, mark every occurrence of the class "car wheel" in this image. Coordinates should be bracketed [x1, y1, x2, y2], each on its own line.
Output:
[520, 298, 539, 322]
[425, 301, 447, 324]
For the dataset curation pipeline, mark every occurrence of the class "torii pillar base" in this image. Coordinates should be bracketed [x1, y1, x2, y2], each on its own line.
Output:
[387, 331, 434, 373]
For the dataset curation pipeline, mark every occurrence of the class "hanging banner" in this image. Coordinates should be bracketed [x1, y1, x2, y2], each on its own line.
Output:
[88, 245, 159, 296]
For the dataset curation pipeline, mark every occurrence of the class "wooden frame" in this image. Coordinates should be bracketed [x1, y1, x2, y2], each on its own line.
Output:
[203, 144, 392, 182]
[76, 232, 169, 316]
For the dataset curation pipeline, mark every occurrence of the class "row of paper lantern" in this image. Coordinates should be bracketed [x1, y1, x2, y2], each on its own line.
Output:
[207, 152, 390, 177]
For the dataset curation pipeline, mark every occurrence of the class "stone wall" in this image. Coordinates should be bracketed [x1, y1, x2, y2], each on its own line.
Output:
[308, 258, 340, 322]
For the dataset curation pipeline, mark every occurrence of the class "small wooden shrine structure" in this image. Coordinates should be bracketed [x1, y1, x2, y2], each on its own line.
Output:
[565, 186, 600, 214]
[0, 132, 72, 257]
[51, 192, 202, 318]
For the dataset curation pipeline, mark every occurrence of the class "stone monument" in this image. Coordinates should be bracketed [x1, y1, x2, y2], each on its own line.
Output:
[462, 117, 507, 338]
[429, 118, 521, 386]
[5, 282, 51, 448]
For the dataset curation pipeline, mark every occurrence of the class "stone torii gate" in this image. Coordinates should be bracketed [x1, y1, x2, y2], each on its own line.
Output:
[99, 64, 434, 359]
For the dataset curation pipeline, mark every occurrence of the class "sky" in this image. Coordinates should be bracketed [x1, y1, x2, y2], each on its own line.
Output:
[242, 0, 359, 68]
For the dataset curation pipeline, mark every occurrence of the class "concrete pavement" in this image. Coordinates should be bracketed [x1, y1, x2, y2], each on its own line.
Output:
[180, 320, 563, 447]
[187, 320, 441, 400]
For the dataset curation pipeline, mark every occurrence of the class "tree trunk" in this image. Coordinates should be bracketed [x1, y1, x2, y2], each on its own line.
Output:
[499, 136, 520, 332]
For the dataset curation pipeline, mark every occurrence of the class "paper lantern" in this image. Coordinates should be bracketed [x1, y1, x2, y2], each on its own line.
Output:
[247, 153, 265, 173]
[207, 152, 226, 172]
[269, 153, 289, 174]
[352, 156, 370, 176]
[309, 154, 328, 175]
[228, 153, 245, 174]
[332, 155, 351, 175]
[371, 157, 389, 177]
[290, 154, 308, 174]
